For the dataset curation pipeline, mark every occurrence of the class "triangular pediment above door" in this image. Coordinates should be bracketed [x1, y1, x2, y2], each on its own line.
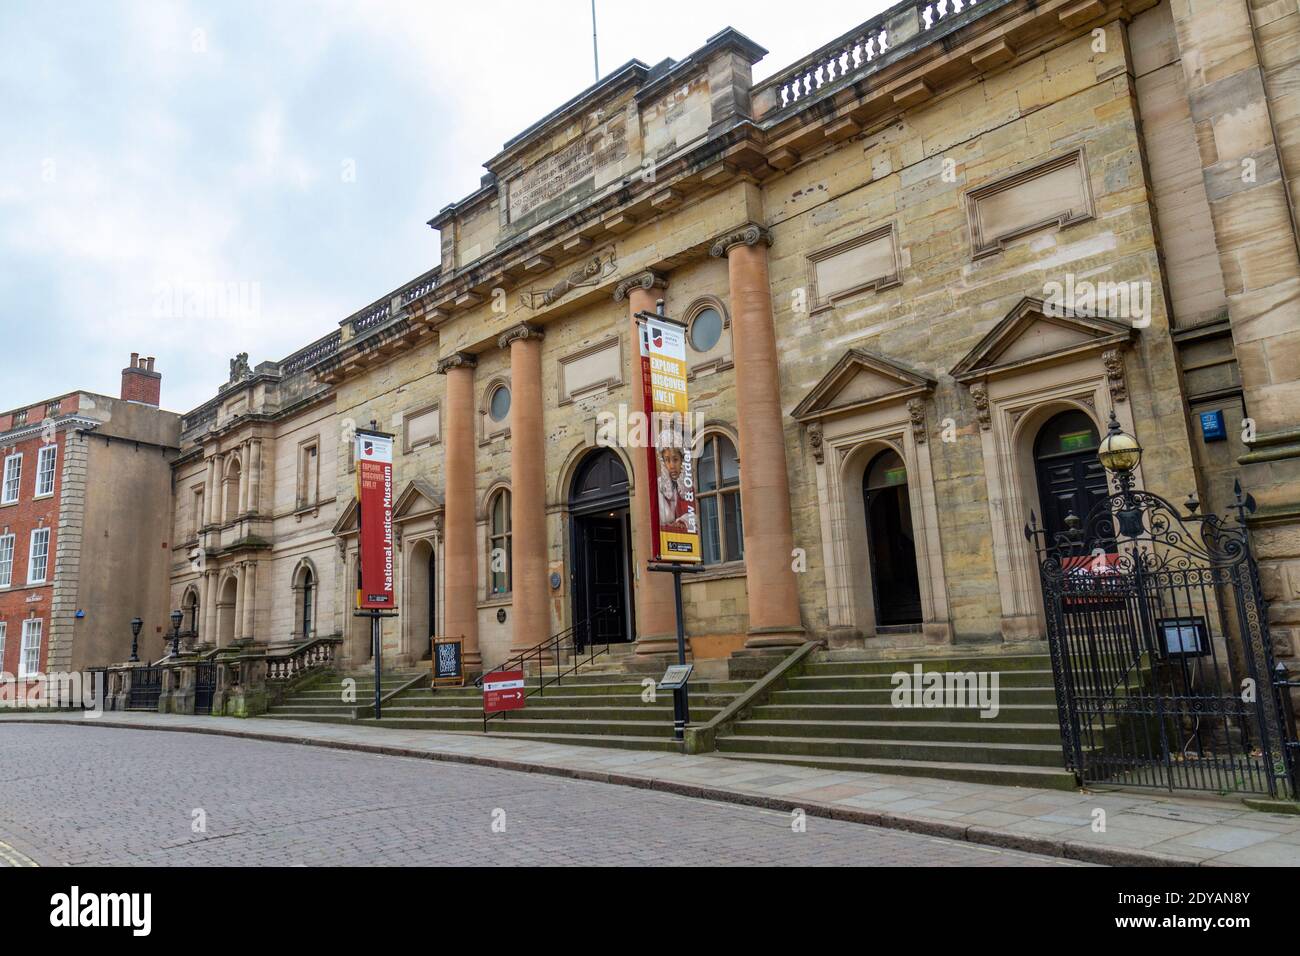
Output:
[332, 496, 358, 538]
[951, 296, 1135, 383]
[393, 479, 443, 523]
[792, 349, 936, 423]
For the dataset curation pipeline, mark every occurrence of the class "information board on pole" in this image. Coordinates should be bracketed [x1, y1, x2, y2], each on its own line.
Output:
[355, 429, 397, 611]
[637, 313, 702, 564]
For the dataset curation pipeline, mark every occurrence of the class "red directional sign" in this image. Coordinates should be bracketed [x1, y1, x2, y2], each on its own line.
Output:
[483, 670, 526, 714]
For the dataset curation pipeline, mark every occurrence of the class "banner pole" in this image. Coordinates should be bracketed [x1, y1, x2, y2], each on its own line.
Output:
[373, 614, 382, 721]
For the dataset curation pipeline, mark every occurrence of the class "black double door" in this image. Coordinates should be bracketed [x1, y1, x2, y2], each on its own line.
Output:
[572, 513, 632, 646]
[1033, 411, 1110, 545]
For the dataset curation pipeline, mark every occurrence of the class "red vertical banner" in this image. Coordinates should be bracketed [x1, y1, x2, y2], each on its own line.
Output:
[638, 313, 702, 563]
[355, 429, 397, 610]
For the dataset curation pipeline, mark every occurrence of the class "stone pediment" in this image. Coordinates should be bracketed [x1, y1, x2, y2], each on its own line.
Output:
[332, 496, 358, 538]
[393, 480, 443, 523]
[951, 296, 1135, 383]
[792, 349, 936, 423]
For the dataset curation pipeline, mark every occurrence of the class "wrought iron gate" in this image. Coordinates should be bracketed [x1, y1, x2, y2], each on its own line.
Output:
[1026, 479, 1297, 798]
[194, 662, 217, 715]
[126, 666, 162, 711]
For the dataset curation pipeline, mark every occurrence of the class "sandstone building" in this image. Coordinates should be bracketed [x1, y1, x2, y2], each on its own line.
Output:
[164, 0, 1300, 685]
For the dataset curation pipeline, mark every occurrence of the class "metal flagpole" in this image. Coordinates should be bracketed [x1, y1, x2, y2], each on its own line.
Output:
[591, 0, 599, 82]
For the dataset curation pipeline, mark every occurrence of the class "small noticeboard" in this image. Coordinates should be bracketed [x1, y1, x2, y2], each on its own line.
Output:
[657, 663, 693, 691]
[432, 637, 464, 688]
[483, 669, 526, 714]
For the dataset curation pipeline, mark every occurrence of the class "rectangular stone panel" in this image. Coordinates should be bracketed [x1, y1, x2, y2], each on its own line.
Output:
[966, 148, 1094, 257]
[558, 336, 621, 404]
[808, 224, 900, 310]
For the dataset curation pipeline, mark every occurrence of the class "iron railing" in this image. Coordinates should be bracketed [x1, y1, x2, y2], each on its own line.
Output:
[194, 661, 217, 715]
[1027, 477, 1295, 798]
[474, 607, 620, 731]
[126, 666, 163, 711]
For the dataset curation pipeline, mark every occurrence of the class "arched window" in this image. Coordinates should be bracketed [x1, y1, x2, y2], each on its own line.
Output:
[182, 587, 200, 637]
[224, 458, 242, 520]
[301, 569, 315, 638]
[863, 448, 922, 626]
[488, 489, 512, 595]
[293, 562, 316, 639]
[697, 433, 742, 565]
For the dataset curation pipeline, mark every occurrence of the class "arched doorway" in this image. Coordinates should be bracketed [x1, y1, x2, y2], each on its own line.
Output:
[862, 449, 922, 627]
[569, 449, 634, 647]
[1032, 410, 1108, 542]
[217, 575, 238, 646]
[406, 539, 436, 661]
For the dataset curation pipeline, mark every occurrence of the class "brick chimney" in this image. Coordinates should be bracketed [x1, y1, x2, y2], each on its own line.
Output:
[120, 353, 161, 406]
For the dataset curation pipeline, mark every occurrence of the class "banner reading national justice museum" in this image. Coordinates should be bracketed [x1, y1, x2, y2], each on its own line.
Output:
[355, 429, 397, 610]
[638, 313, 702, 563]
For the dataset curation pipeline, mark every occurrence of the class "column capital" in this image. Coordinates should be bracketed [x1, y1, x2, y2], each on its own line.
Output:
[435, 351, 477, 374]
[613, 270, 667, 303]
[497, 322, 545, 351]
[709, 222, 774, 258]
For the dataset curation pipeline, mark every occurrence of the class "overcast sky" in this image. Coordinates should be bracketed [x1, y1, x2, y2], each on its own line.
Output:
[0, 0, 892, 413]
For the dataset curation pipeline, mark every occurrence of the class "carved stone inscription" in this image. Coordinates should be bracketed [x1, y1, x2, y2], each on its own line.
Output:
[508, 115, 628, 224]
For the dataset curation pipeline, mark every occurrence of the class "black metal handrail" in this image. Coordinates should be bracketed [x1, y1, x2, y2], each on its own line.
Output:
[475, 606, 620, 731]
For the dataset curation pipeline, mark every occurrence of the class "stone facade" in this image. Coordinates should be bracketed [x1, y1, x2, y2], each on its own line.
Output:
[163, 0, 1300, 676]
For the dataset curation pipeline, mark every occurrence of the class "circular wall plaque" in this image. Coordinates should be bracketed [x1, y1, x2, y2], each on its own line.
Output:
[550, 572, 562, 590]
[496, 608, 507, 624]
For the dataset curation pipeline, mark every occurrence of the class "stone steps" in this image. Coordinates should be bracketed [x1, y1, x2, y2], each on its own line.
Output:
[784, 670, 1056, 690]
[732, 719, 1063, 745]
[717, 733, 1066, 767]
[714, 652, 1075, 790]
[714, 752, 1078, 790]
[753, 703, 1059, 722]
[769, 687, 1059, 706]
[800, 655, 1053, 675]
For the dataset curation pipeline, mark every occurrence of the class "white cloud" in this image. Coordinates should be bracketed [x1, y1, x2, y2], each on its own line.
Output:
[0, 0, 892, 412]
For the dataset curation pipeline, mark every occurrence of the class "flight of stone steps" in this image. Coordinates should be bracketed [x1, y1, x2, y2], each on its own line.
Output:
[264, 669, 428, 723]
[713, 652, 1077, 790]
[266, 665, 755, 752]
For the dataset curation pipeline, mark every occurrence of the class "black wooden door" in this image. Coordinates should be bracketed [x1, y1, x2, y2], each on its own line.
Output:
[1035, 452, 1110, 542]
[574, 515, 630, 645]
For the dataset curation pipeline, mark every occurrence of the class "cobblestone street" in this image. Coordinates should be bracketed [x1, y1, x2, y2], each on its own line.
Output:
[0, 724, 1079, 866]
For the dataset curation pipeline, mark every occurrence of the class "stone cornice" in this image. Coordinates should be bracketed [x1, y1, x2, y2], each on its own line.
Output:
[612, 270, 668, 303]
[709, 223, 774, 258]
[496, 323, 545, 351]
[435, 352, 478, 374]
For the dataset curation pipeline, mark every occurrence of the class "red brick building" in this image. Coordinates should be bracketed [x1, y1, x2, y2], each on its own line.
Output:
[0, 355, 180, 687]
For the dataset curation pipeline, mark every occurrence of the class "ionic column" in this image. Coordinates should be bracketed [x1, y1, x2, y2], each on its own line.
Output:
[203, 570, 218, 645]
[710, 224, 804, 648]
[248, 439, 263, 515]
[203, 455, 217, 527]
[614, 272, 682, 658]
[237, 442, 251, 515]
[241, 561, 257, 641]
[233, 564, 246, 641]
[436, 353, 481, 670]
[499, 323, 550, 655]
[208, 454, 222, 526]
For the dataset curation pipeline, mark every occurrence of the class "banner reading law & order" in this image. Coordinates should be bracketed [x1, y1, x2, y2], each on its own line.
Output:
[638, 314, 702, 563]
[355, 430, 397, 610]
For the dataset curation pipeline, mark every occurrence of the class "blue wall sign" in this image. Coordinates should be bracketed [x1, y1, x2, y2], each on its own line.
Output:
[1199, 409, 1226, 443]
